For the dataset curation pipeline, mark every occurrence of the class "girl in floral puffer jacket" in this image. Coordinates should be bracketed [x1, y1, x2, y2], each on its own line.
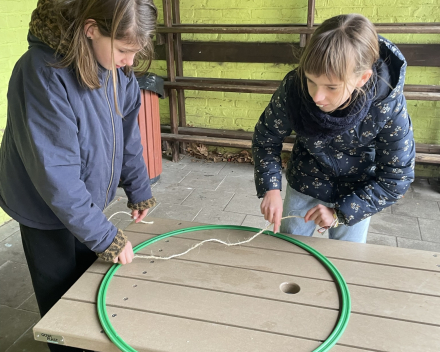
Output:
[253, 14, 415, 243]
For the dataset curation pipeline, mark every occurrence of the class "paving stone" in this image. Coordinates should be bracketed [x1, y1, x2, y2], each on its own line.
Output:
[410, 177, 440, 201]
[397, 238, 440, 252]
[175, 155, 201, 164]
[0, 232, 27, 266]
[418, 218, 440, 243]
[161, 158, 189, 170]
[369, 212, 421, 239]
[0, 262, 34, 309]
[400, 184, 415, 199]
[182, 159, 226, 174]
[148, 203, 202, 222]
[103, 196, 131, 222]
[379, 206, 392, 214]
[17, 294, 39, 314]
[367, 232, 398, 247]
[391, 197, 440, 220]
[115, 187, 126, 197]
[154, 168, 191, 185]
[179, 172, 226, 190]
[0, 306, 39, 352]
[151, 184, 194, 205]
[0, 221, 20, 242]
[182, 189, 234, 209]
[116, 219, 135, 231]
[241, 215, 269, 229]
[5, 325, 50, 352]
[216, 175, 256, 195]
[224, 193, 262, 216]
[218, 162, 254, 176]
[193, 206, 246, 226]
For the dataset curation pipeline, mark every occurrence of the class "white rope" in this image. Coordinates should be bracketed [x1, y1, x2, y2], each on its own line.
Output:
[108, 211, 336, 261]
[108, 211, 154, 224]
[133, 215, 303, 261]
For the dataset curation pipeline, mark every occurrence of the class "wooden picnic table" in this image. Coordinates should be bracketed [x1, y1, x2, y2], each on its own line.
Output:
[33, 217, 440, 351]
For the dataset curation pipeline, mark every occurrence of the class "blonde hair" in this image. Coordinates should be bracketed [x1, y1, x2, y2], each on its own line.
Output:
[298, 14, 379, 109]
[55, 0, 157, 114]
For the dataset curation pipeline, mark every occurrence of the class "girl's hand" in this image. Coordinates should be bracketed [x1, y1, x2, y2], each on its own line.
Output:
[131, 209, 149, 223]
[113, 240, 134, 265]
[261, 189, 283, 233]
[304, 204, 335, 229]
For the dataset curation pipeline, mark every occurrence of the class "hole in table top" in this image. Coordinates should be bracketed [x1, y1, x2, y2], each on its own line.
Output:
[280, 282, 300, 294]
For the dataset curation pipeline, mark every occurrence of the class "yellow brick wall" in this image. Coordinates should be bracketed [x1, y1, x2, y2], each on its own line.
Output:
[0, 0, 38, 225]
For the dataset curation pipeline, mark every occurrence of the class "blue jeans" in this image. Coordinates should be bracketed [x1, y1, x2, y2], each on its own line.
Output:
[280, 186, 370, 243]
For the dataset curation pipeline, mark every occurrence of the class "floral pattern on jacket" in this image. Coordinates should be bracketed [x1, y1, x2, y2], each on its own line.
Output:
[252, 37, 415, 226]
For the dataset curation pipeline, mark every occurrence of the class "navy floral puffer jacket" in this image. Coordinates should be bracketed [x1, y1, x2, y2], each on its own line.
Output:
[252, 36, 416, 226]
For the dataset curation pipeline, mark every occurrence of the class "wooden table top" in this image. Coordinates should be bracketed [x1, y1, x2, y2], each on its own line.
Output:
[33, 217, 440, 351]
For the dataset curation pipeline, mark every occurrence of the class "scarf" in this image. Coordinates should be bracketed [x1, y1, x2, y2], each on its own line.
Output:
[287, 65, 378, 140]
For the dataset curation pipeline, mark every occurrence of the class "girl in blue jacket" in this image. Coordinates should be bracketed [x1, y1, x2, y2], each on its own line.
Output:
[253, 14, 415, 243]
[0, 1, 157, 349]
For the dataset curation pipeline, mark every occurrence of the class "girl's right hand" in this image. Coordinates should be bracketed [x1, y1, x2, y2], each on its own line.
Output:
[260, 189, 283, 233]
[113, 240, 134, 265]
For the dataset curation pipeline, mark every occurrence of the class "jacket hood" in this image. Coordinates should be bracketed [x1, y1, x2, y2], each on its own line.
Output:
[29, 0, 69, 55]
[376, 35, 407, 103]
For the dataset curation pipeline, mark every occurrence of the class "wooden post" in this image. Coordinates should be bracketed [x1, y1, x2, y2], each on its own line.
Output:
[163, 0, 180, 162]
[172, 0, 187, 154]
[300, 0, 315, 47]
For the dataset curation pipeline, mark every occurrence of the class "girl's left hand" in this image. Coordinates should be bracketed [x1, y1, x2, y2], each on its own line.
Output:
[304, 204, 335, 228]
[131, 209, 149, 223]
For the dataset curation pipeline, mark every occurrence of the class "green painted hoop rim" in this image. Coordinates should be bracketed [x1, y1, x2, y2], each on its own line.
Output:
[97, 225, 351, 352]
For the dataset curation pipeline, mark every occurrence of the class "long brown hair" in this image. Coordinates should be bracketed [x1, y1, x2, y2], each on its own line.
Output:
[55, 0, 157, 114]
[298, 14, 379, 109]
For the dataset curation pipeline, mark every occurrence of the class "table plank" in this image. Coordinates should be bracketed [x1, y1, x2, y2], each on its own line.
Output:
[118, 231, 440, 296]
[67, 272, 340, 341]
[127, 218, 440, 271]
[35, 300, 353, 352]
[85, 258, 440, 326]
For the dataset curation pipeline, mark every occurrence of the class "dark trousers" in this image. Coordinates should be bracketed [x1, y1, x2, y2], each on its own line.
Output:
[20, 224, 97, 352]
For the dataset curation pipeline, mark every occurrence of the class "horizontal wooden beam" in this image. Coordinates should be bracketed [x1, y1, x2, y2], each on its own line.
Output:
[161, 133, 295, 152]
[166, 78, 439, 93]
[403, 92, 440, 101]
[161, 126, 440, 156]
[157, 23, 440, 34]
[162, 79, 440, 100]
[164, 81, 277, 94]
[162, 132, 440, 164]
[415, 153, 440, 164]
[161, 125, 296, 143]
[154, 42, 440, 67]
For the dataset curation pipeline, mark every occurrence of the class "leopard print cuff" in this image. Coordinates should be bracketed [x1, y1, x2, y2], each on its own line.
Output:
[127, 197, 157, 211]
[335, 209, 348, 225]
[97, 229, 127, 262]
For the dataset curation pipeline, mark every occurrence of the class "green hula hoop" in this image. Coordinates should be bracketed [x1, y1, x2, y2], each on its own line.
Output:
[97, 225, 351, 352]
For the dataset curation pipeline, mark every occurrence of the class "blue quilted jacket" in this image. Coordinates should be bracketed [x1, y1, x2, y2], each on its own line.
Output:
[252, 37, 415, 225]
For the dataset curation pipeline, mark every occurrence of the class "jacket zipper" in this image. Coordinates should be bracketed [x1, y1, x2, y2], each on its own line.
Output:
[104, 71, 116, 208]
